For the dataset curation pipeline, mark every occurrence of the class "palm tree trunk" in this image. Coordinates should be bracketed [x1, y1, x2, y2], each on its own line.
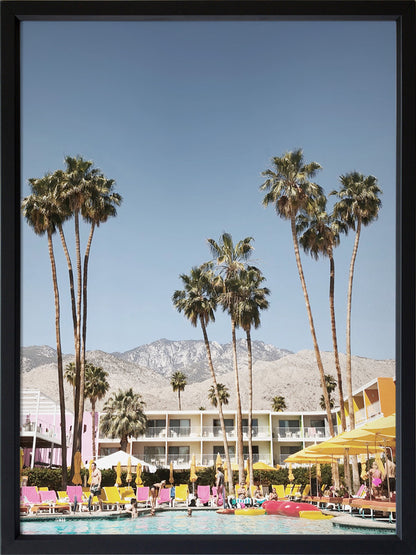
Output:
[178, 389, 181, 411]
[231, 318, 245, 485]
[47, 231, 67, 488]
[79, 223, 95, 457]
[329, 254, 346, 433]
[58, 224, 77, 343]
[246, 328, 254, 489]
[91, 399, 96, 460]
[346, 219, 362, 491]
[121, 436, 128, 453]
[74, 209, 84, 463]
[200, 316, 233, 493]
[290, 216, 335, 436]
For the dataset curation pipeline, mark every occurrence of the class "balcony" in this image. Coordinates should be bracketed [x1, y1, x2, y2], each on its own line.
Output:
[167, 454, 191, 467]
[144, 426, 167, 438]
[303, 427, 327, 440]
[242, 426, 270, 438]
[202, 426, 236, 438]
[275, 427, 302, 439]
[366, 400, 381, 419]
[20, 419, 60, 444]
[355, 408, 366, 424]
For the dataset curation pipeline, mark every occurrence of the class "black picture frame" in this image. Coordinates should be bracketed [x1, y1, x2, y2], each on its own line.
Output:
[1, 1, 415, 554]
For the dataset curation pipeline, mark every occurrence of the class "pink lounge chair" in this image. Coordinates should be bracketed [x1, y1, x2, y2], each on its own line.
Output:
[67, 486, 88, 511]
[157, 487, 171, 507]
[136, 486, 150, 507]
[197, 485, 212, 506]
[21, 486, 41, 504]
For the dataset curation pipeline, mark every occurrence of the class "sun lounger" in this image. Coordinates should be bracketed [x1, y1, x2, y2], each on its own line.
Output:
[284, 484, 293, 497]
[102, 486, 127, 511]
[157, 487, 171, 507]
[172, 484, 189, 507]
[351, 498, 396, 522]
[300, 484, 311, 500]
[38, 490, 71, 513]
[66, 486, 89, 512]
[271, 485, 285, 499]
[135, 486, 150, 507]
[119, 486, 135, 501]
[197, 485, 213, 506]
[289, 484, 302, 499]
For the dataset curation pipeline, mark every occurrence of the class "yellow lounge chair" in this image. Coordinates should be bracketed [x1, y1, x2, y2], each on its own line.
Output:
[119, 486, 135, 502]
[102, 487, 126, 511]
[289, 484, 302, 498]
[271, 485, 285, 499]
[300, 484, 311, 500]
[284, 484, 293, 497]
[172, 484, 189, 507]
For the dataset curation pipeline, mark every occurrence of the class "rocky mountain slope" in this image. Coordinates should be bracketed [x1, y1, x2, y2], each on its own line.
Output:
[112, 338, 291, 383]
[21, 342, 395, 413]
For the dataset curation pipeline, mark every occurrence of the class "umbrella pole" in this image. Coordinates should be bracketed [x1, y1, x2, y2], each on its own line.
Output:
[367, 445, 371, 500]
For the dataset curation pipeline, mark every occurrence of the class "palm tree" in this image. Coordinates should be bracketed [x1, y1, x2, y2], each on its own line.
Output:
[65, 361, 110, 459]
[172, 264, 233, 492]
[331, 171, 382, 492]
[260, 149, 335, 437]
[319, 374, 337, 410]
[99, 388, 147, 452]
[58, 155, 102, 468]
[296, 202, 348, 434]
[208, 383, 230, 408]
[22, 175, 68, 488]
[331, 172, 382, 432]
[80, 176, 122, 421]
[170, 371, 187, 410]
[236, 266, 270, 487]
[84, 364, 110, 459]
[207, 232, 254, 484]
[271, 396, 287, 412]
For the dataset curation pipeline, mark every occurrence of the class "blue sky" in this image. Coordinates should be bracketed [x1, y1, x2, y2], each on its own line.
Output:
[21, 20, 396, 360]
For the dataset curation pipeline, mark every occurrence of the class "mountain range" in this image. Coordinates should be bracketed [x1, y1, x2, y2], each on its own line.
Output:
[21, 339, 395, 413]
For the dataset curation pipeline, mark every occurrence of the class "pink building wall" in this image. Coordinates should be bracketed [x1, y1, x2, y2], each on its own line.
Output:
[21, 411, 97, 468]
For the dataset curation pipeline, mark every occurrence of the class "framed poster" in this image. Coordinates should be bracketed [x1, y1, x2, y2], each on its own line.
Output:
[1, 1, 415, 554]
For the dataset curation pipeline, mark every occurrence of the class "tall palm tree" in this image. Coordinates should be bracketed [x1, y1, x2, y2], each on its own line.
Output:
[65, 361, 110, 459]
[236, 266, 270, 487]
[59, 155, 102, 468]
[296, 203, 348, 434]
[172, 265, 233, 492]
[99, 388, 147, 452]
[170, 371, 187, 410]
[271, 396, 287, 412]
[207, 233, 255, 484]
[208, 383, 230, 408]
[331, 172, 382, 431]
[80, 176, 122, 418]
[260, 149, 335, 437]
[22, 175, 68, 488]
[84, 364, 109, 459]
[331, 171, 382, 491]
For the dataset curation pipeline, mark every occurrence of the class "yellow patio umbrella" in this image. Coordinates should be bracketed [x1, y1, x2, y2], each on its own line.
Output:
[126, 456, 132, 485]
[361, 414, 395, 438]
[87, 459, 93, 485]
[72, 450, 82, 485]
[115, 461, 122, 486]
[135, 463, 143, 486]
[169, 461, 174, 484]
[215, 452, 222, 470]
[245, 459, 250, 487]
[252, 461, 277, 471]
[375, 453, 385, 475]
[223, 460, 228, 485]
[307, 440, 384, 457]
[288, 463, 294, 482]
[190, 454, 198, 494]
[284, 447, 340, 464]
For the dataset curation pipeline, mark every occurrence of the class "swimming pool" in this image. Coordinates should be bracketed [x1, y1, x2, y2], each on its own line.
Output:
[20, 510, 395, 536]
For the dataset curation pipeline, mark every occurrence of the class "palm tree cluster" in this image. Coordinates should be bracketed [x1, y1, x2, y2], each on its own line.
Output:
[173, 235, 270, 488]
[22, 156, 122, 486]
[261, 149, 382, 491]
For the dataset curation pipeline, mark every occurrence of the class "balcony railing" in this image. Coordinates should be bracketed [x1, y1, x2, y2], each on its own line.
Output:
[167, 454, 191, 466]
[275, 427, 302, 439]
[202, 426, 236, 438]
[355, 408, 366, 424]
[242, 426, 270, 438]
[144, 426, 167, 438]
[274, 426, 336, 440]
[20, 420, 59, 442]
[303, 426, 329, 439]
[366, 401, 381, 418]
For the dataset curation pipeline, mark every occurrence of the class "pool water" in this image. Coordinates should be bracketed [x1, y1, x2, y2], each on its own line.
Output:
[21, 510, 395, 536]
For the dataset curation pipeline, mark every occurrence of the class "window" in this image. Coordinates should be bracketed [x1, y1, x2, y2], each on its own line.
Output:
[213, 446, 235, 457]
[310, 419, 325, 428]
[280, 446, 300, 456]
[169, 419, 190, 436]
[144, 446, 165, 456]
[279, 420, 299, 428]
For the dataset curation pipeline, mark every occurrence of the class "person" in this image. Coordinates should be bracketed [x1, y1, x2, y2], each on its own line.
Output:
[253, 485, 265, 505]
[147, 507, 156, 516]
[384, 453, 396, 498]
[268, 487, 278, 501]
[216, 466, 226, 508]
[150, 480, 166, 509]
[187, 507, 192, 517]
[236, 482, 251, 507]
[126, 498, 138, 519]
[88, 462, 103, 512]
[369, 461, 383, 497]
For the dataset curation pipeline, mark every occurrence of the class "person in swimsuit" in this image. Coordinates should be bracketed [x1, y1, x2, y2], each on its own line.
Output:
[88, 462, 103, 511]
